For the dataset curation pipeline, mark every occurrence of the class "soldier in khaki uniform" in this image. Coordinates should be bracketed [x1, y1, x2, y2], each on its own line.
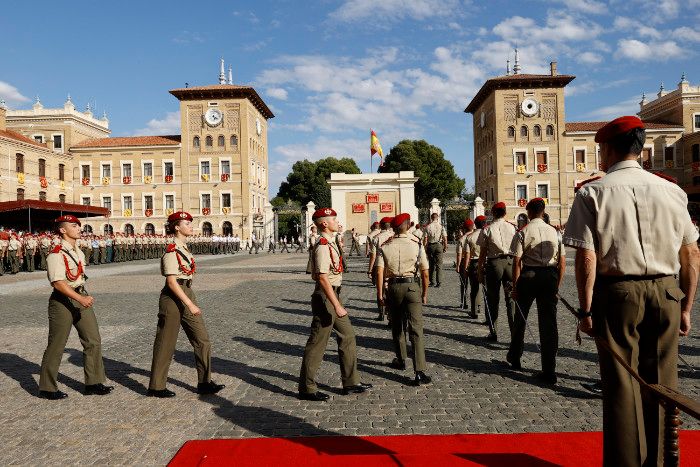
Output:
[376, 213, 431, 386]
[147, 211, 224, 398]
[368, 217, 394, 321]
[24, 234, 37, 272]
[299, 207, 372, 401]
[477, 202, 517, 341]
[366, 222, 379, 258]
[7, 233, 21, 274]
[349, 228, 361, 256]
[39, 234, 52, 270]
[39, 215, 113, 400]
[507, 198, 566, 384]
[0, 236, 7, 275]
[564, 116, 700, 467]
[465, 216, 486, 319]
[456, 219, 473, 311]
[424, 213, 447, 287]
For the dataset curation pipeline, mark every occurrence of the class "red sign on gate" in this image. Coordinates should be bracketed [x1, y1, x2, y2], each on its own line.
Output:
[366, 193, 379, 203]
[352, 203, 365, 213]
[379, 203, 393, 213]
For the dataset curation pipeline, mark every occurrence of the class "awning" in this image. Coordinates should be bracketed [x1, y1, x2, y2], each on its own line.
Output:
[0, 199, 109, 233]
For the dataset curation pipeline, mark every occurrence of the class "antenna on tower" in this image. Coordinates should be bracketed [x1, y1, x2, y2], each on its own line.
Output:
[228, 66, 233, 85]
[219, 58, 226, 84]
[506, 59, 511, 76]
[513, 46, 521, 75]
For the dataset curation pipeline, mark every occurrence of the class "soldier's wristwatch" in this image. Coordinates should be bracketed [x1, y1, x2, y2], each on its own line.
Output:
[576, 308, 592, 319]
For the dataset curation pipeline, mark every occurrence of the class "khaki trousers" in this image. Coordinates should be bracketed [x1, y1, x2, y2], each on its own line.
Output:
[299, 287, 359, 393]
[387, 281, 427, 372]
[148, 285, 212, 390]
[467, 260, 483, 315]
[426, 243, 443, 285]
[593, 275, 681, 467]
[39, 291, 106, 391]
[484, 256, 514, 337]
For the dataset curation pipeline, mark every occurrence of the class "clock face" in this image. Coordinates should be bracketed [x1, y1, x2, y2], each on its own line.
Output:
[204, 108, 223, 126]
[521, 98, 539, 117]
[255, 118, 262, 136]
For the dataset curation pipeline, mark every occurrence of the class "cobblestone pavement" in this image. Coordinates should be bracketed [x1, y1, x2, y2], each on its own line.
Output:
[0, 250, 698, 465]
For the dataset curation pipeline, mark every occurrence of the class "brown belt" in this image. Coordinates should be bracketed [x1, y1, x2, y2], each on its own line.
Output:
[597, 274, 672, 283]
[176, 278, 193, 287]
[388, 277, 415, 284]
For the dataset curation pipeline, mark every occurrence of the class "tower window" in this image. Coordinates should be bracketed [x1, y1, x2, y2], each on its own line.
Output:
[507, 126, 515, 139]
[546, 125, 555, 139]
[205, 136, 213, 147]
[218, 135, 225, 147]
[193, 136, 200, 148]
[230, 135, 238, 147]
[39, 158, 46, 177]
[533, 125, 541, 138]
[520, 126, 528, 138]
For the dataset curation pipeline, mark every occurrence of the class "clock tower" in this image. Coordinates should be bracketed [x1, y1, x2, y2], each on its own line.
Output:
[169, 61, 274, 237]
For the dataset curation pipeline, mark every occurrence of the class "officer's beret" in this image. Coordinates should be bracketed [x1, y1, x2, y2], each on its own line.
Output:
[380, 217, 393, 225]
[167, 211, 193, 223]
[594, 116, 645, 143]
[475, 215, 487, 223]
[526, 198, 546, 210]
[55, 215, 81, 226]
[371, 221, 380, 228]
[391, 213, 410, 228]
[463, 218, 474, 228]
[492, 202, 506, 210]
[312, 207, 336, 220]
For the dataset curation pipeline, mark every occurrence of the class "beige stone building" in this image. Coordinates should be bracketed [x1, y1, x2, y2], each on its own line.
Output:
[465, 54, 699, 225]
[1, 61, 274, 236]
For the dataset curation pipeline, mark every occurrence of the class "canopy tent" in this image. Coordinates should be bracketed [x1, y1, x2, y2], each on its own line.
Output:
[0, 199, 109, 233]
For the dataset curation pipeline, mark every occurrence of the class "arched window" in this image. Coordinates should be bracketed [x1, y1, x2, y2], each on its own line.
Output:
[520, 126, 528, 138]
[205, 136, 213, 147]
[222, 221, 233, 236]
[145, 223, 155, 235]
[546, 125, 555, 139]
[218, 135, 225, 147]
[59, 163, 65, 181]
[103, 224, 114, 235]
[202, 222, 213, 237]
[230, 135, 238, 147]
[38, 158, 46, 177]
[83, 225, 93, 234]
[124, 224, 134, 235]
[15, 153, 24, 173]
[533, 125, 541, 139]
[193, 136, 200, 148]
[16, 188, 25, 200]
[507, 126, 515, 139]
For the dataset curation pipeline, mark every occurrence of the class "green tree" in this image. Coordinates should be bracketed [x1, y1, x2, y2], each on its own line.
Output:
[379, 140, 465, 207]
[277, 157, 361, 207]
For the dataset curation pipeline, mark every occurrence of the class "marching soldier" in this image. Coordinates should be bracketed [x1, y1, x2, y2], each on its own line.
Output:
[366, 222, 380, 257]
[0, 235, 7, 275]
[39, 215, 113, 399]
[267, 234, 276, 254]
[424, 213, 447, 287]
[147, 211, 225, 398]
[25, 234, 37, 272]
[307, 226, 318, 252]
[299, 207, 372, 401]
[280, 235, 291, 253]
[349, 228, 361, 256]
[456, 220, 472, 312]
[564, 116, 700, 466]
[368, 217, 394, 321]
[39, 234, 52, 270]
[506, 198, 566, 384]
[465, 216, 486, 319]
[477, 202, 516, 341]
[376, 213, 431, 386]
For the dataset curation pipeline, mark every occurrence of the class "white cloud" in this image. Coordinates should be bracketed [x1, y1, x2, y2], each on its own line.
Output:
[492, 12, 603, 44]
[133, 111, 180, 136]
[172, 30, 205, 44]
[266, 88, 288, 100]
[329, 0, 461, 22]
[551, 0, 607, 14]
[616, 39, 683, 61]
[0, 81, 30, 105]
[583, 96, 641, 120]
[577, 51, 602, 64]
[613, 16, 662, 39]
[673, 27, 700, 42]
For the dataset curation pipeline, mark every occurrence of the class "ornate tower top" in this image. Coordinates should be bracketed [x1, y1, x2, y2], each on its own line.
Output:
[512, 47, 521, 75]
[639, 92, 647, 109]
[657, 81, 665, 98]
[228, 66, 233, 85]
[506, 59, 511, 76]
[219, 58, 226, 85]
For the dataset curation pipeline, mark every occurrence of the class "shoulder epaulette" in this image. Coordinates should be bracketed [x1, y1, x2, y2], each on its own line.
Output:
[651, 171, 678, 184]
[380, 237, 394, 247]
[507, 221, 517, 228]
[166, 243, 177, 253]
[51, 244, 62, 254]
[574, 176, 603, 193]
[319, 237, 328, 245]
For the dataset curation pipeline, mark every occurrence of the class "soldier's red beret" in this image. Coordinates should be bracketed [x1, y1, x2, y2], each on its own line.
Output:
[475, 215, 487, 223]
[312, 207, 336, 220]
[380, 217, 393, 225]
[493, 202, 506, 210]
[391, 213, 410, 228]
[464, 219, 474, 228]
[55, 215, 81, 226]
[371, 221, 380, 228]
[595, 116, 645, 143]
[168, 211, 193, 223]
[526, 198, 546, 210]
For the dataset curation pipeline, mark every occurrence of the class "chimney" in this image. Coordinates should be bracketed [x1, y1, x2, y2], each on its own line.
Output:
[550, 61, 558, 76]
[0, 100, 6, 131]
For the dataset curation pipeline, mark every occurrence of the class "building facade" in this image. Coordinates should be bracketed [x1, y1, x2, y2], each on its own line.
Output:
[465, 55, 699, 225]
[1, 61, 274, 237]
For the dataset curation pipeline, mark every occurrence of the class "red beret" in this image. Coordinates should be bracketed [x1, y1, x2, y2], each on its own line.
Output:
[595, 116, 645, 143]
[526, 198, 545, 210]
[391, 213, 410, 228]
[463, 219, 474, 228]
[475, 215, 487, 223]
[55, 215, 81, 226]
[493, 202, 506, 210]
[371, 221, 380, 228]
[380, 217, 393, 225]
[312, 207, 336, 220]
[167, 211, 193, 223]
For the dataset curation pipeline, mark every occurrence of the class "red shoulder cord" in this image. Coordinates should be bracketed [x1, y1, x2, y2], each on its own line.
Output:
[328, 244, 343, 273]
[176, 253, 196, 275]
[62, 254, 84, 282]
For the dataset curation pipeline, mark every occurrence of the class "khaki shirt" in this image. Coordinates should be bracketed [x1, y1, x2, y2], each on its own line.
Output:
[376, 233, 429, 277]
[510, 218, 565, 267]
[26, 238, 37, 249]
[425, 220, 446, 243]
[161, 238, 196, 280]
[456, 233, 469, 256]
[308, 233, 319, 247]
[47, 240, 87, 288]
[311, 232, 343, 286]
[373, 229, 394, 253]
[366, 230, 380, 253]
[40, 237, 52, 249]
[466, 229, 482, 260]
[477, 218, 517, 259]
[563, 160, 698, 276]
[8, 238, 20, 251]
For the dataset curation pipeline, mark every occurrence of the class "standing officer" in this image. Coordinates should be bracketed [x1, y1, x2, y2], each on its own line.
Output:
[564, 116, 700, 466]
[147, 211, 225, 398]
[424, 213, 447, 287]
[477, 202, 516, 341]
[0, 234, 7, 275]
[25, 234, 37, 272]
[39, 234, 52, 270]
[465, 216, 486, 319]
[376, 213, 431, 385]
[299, 208, 372, 401]
[506, 198, 566, 384]
[456, 220, 472, 311]
[39, 215, 113, 399]
[368, 217, 394, 321]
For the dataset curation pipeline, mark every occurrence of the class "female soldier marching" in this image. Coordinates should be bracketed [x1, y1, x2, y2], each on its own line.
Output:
[147, 211, 224, 397]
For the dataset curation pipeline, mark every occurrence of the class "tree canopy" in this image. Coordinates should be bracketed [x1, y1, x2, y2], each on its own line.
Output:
[378, 139, 465, 207]
[277, 157, 361, 207]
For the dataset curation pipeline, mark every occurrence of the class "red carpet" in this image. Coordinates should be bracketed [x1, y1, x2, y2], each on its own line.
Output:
[169, 430, 700, 466]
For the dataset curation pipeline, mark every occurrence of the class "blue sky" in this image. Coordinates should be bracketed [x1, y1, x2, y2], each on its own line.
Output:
[1, 0, 698, 197]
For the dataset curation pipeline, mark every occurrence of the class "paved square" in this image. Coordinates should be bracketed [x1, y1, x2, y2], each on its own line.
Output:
[0, 251, 698, 465]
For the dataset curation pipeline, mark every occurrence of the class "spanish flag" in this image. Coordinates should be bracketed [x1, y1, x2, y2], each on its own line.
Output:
[370, 129, 384, 165]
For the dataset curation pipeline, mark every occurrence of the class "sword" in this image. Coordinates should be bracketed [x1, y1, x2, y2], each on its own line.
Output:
[481, 283, 496, 335]
[558, 294, 584, 346]
[457, 269, 468, 309]
[513, 299, 541, 353]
